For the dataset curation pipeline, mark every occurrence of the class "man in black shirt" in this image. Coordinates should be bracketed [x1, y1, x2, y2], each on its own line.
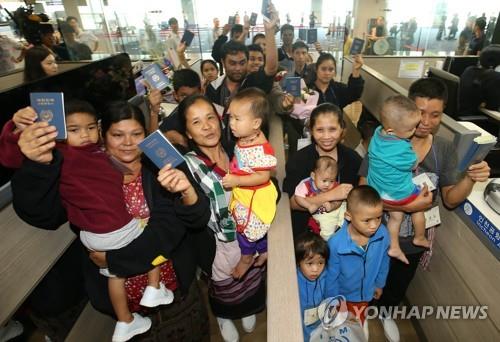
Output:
[206, 5, 279, 109]
[278, 24, 294, 62]
[467, 18, 487, 55]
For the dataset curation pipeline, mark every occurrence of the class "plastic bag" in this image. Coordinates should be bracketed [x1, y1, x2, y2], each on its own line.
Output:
[309, 296, 367, 342]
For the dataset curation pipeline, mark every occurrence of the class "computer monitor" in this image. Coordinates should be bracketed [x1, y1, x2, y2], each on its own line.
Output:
[443, 56, 479, 77]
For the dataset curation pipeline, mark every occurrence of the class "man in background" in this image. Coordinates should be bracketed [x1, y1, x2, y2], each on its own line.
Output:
[66, 16, 98, 52]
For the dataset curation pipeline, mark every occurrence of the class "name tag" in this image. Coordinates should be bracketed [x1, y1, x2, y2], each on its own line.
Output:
[413, 173, 436, 191]
[304, 306, 320, 326]
[297, 137, 312, 151]
[424, 206, 441, 228]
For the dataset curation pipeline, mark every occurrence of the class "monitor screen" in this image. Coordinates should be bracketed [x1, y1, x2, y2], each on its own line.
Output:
[444, 56, 479, 77]
[0, 53, 136, 188]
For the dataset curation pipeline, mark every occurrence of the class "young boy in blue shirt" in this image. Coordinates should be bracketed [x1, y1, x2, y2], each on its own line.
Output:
[295, 232, 330, 341]
[326, 185, 390, 327]
[367, 95, 429, 265]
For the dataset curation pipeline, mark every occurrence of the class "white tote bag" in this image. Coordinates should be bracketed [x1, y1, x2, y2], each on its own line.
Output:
[309, 296, 367, 342]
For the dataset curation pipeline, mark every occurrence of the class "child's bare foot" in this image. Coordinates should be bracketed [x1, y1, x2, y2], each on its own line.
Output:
[232, 255, 254, 279]
[253, 252, 268, 267]
[413, 236, 431, 248]
[388, 247, 409, 264]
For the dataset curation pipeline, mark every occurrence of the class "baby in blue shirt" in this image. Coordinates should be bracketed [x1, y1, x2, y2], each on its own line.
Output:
[367, 95, 429, 264]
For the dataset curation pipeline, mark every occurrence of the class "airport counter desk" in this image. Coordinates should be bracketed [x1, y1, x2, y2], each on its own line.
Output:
[342, 56, 500, 340]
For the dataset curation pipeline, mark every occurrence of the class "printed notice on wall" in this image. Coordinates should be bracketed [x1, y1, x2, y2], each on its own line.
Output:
[398, 60, 425, 79]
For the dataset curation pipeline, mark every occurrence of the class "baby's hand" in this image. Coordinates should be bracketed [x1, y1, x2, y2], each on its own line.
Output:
[13, 107, 37, 132]
[307, 202, 320, 213]
[334, 183, 353, 200]
[222, 174, 239, 189]
[322, 201, 334, 212]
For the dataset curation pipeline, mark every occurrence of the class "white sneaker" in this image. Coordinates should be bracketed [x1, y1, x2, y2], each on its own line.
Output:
[140, 283, 174, 307]
[99, 268, 116, 278]
[362, 319, 369, 341]
[0, 320, 23, 342]
[112, 313, 151, 342]
[241, 314, 256, 333]
[216, 317, 239, 342]
[380, 316, 400, 342]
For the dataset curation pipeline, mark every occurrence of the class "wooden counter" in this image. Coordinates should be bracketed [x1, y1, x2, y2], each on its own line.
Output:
[0, 204, 74, 326]
[407, 181, 500, 340]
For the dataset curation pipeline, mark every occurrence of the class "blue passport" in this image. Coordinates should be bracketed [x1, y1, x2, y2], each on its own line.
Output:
[349, 37, 365, 55]
[261, 0, 271, 21]
[307, 29, 317, 44]
[298, 28, 307, 41]
[138, 130, 185, 169]
[30, 92, 66, 140]
[142, 63, 170, 91]
[285, 77, 301, 97]
[134, 76, 146, 96]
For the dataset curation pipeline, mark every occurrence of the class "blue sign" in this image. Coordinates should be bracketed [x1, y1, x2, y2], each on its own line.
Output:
[460, 200, 500, 250]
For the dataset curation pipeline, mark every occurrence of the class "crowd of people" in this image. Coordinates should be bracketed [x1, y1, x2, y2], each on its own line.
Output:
[0, 3, 494, 342]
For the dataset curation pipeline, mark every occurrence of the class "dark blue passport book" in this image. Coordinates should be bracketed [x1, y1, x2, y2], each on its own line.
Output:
[138, 130, 185, 168]
[299, 28, 307, 41]
[142, 63, 170, 91]
[350, 38, 365, 55]
[285, 77, 301, 97]
[261, 0, 271, 21]
[307, 29, 317, 44]
[30, 92, 66, 140]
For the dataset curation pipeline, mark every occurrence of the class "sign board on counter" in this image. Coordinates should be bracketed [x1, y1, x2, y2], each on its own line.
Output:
[398, 60, 425, 79]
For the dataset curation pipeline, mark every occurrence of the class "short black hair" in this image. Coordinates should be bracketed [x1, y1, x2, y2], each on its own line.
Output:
[408, 78, 448, 104]
[65, 99, 98, 120]
[58, 21, 75, 35]
[252, 33, 266, 44]
[295, 231, 329, 265]
[247, 44, 264, 55]
[221, 40, 249, 61]
[231, 87, 269, 126]
[292, 41, 309, 52]
[380, 95, 419, 128]
[346, 185, 382, 212]
[172, 69, 201, 92]
[475, 18, 487, 31]
[66, 16, 78, 23]
[280, 24, 294, 36]
[479, 44, 500, 69]
[168, 17, 178, 25]
[231, 24, 244, 38]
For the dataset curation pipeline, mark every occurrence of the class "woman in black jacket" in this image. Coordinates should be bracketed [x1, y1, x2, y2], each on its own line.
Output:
[12, 101, 212, 341]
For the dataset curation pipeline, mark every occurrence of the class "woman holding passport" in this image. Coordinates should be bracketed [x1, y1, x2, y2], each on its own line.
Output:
[358, 77, 490, 341]
[11, 100, 212, 341]
[179, 95, 266, 342]
[308, 52, 365, 108]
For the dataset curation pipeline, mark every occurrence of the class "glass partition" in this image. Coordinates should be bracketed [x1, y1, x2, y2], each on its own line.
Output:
[369, 0, 499, 56]
[1, 0, 498, 77]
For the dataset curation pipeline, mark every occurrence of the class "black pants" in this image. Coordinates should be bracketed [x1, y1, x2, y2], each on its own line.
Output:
[371, 251, 424, 316]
